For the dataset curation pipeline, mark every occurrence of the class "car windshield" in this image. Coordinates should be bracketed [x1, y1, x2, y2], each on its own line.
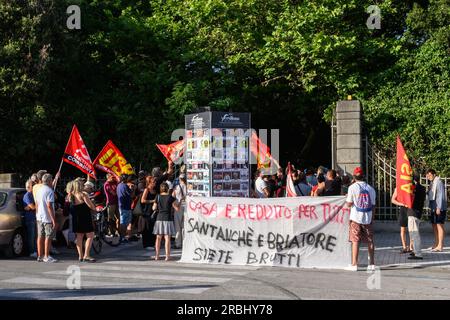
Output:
[0, 192, 6, 207]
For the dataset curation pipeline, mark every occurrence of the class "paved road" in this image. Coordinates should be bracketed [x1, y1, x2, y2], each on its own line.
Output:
[0, 233, 449, 300]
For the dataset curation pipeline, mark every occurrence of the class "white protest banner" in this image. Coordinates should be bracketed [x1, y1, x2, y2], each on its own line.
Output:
[180, 196, 351, 269]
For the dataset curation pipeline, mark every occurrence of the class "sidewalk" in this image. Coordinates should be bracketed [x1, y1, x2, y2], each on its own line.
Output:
[360, 232, 450, 269]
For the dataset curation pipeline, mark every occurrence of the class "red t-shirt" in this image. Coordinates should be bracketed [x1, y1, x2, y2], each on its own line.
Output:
[104, 180, 118, 205]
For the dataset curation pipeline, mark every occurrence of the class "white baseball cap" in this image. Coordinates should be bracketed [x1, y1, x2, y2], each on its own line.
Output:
[84, 181, 95, 189]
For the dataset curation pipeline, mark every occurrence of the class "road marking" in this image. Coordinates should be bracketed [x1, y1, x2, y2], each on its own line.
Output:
[78, 264, 247, 276]
[102, 260, 260, 270]
[45, 270, 231, 283]
[379, 259, 450, 269]
[1, 277, 214, 294]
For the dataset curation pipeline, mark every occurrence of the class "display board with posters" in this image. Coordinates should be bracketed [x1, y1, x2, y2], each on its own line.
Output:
[211, 112, 251, 197]
[185, 111, 251, 198]
[185, 112, 212, 197]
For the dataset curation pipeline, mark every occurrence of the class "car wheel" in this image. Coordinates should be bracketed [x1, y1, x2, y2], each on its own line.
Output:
[5, 230, 25, 258]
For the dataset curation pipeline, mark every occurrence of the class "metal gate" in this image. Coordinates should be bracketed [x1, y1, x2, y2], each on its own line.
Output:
[363, 136, 449, 221]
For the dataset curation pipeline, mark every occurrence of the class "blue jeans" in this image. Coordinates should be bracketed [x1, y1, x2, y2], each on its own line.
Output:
[25, 219, 37, 253]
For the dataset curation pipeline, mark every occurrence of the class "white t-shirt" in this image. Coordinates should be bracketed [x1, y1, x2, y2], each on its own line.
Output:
[255, 177, 269, 198]
[165, 180, 174, 191]
[174, 183, 187, 203]
[346, 181, 376, 225]
[35, 184, 55, 223]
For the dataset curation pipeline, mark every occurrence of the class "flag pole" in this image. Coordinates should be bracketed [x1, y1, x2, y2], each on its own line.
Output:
[53, 158, 64, 190]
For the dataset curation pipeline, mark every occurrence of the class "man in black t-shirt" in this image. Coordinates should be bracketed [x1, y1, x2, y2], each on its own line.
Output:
[324, 169, 342, 196]
[407, 176, 426, 260]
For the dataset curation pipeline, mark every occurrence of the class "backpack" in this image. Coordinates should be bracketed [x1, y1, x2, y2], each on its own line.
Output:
[354, 183, 372, 213]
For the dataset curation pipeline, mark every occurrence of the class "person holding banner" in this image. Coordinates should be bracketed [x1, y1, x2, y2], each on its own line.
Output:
[345, 167, 376, 271]
[426, 169, 447, 252]
[152, 182, 180, 261]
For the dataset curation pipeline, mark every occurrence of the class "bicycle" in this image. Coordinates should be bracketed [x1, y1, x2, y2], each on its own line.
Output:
[91, 205, 121, 254]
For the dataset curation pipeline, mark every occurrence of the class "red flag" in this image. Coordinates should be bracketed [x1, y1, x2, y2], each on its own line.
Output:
[286, 162, 297, 197]
[62, 125, 96, 179]
[156, 140, 185, 162]
[93, 140, 135, 179]
[396, 136, 414, 208]
[250, 131, 272, 169]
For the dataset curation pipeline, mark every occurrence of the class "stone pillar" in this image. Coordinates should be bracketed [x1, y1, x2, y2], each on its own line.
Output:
[0, 173, 21, 188]
[335, 100, 363, 177]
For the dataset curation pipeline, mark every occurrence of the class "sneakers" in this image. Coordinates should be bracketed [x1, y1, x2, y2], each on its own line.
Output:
[367, 265, 376, 271]
[29, 252, 38, 259]
[344, 264, 358, 271]
[43, 256, 58, 263]
[37, 256, 43, 262]
[408, 253, 423, 260]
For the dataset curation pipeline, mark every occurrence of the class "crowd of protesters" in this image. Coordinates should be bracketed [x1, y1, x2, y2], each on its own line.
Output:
[20, 161, 446, 270]
[251, 164, 350, 199]
[22, 160, 186, 263]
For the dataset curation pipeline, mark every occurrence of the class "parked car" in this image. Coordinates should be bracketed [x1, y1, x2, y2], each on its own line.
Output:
[0, 188, 27, 257]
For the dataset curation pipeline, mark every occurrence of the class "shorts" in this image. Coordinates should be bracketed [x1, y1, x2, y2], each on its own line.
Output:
[37, 221, 55, 239]
[398, 207, 408, 228]
[119, 209, 132, 226]
[107, 204, 120, 221]
[349, 221, 374, 244]
[430, 210, 447, 225]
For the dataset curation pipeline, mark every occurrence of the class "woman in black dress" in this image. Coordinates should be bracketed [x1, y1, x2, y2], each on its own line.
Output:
[152, 182, 180, 261]
[140, 176, 157, 249]
[69, 180, 98, 262]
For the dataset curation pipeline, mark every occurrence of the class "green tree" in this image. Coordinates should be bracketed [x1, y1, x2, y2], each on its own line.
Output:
[361, 0, 450, 174]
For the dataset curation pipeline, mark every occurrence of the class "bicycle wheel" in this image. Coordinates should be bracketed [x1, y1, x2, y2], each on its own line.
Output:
[92, 235, 103, 254]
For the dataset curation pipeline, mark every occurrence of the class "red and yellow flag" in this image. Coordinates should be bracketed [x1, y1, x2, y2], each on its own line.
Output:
[396, 136, 415, 208]
[156, 140, 185, 162]
[93, 140, 134, 179]
[62, 125, 96, 179]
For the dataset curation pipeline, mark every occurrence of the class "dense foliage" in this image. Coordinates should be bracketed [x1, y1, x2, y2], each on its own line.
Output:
[1, 0, 448, 175]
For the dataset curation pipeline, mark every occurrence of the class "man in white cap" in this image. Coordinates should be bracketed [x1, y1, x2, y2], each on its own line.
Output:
[345, 167, 376, 272]
[84, 181, 95, 200]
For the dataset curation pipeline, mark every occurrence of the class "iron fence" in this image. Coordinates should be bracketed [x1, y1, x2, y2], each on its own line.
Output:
[364, 137, 449, 221]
